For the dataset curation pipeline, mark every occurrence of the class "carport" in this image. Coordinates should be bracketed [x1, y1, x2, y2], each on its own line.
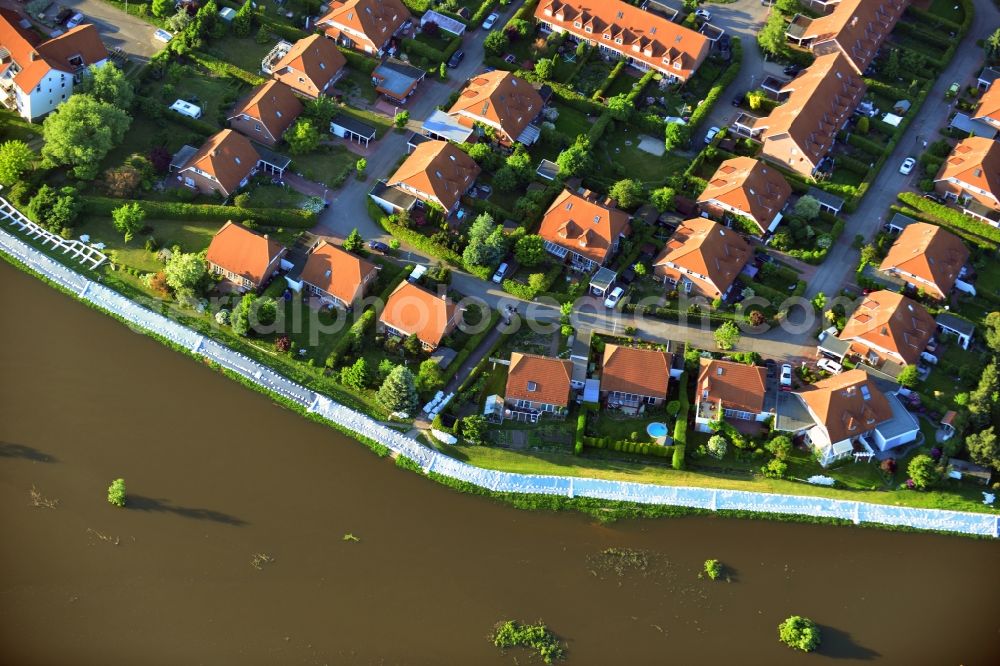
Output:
[331, 114, 377, 147]
[589, 267, 617, 297]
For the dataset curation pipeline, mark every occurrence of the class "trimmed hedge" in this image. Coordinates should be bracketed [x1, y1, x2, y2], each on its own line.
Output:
[672, 370, 689, 469]
[687, 38, 742, 131]
[81, 197, 317, 226]
[402, 33, 463, 65]
[190, 52, 266, 87]
[368, 199, 464, 266]
[337, 47, 379, 74]
[325, 308, 375, 368]
[591, 59, 626, 101]
[897, 192, 1000, 244]
[440, 309, 502, 386]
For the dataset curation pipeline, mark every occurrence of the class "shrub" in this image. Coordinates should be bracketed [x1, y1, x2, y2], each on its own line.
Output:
[106, 478, 126, 507]
[778, 616, 821, 653]
[703, 559, 723, 580]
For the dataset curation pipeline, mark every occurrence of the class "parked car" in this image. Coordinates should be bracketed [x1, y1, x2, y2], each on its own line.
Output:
[695, 9, 711, 21]
[817, 358, 843, 374]
[899, 157, 916, 175]
[604, 286, 624, 309]
[65, 12, 84, 29]
[491, 262, 508, 284]
[923, 193, 943, 203]
[368, 240, 390, 254]
[764, 359, 777, 378]
[783, 64, 802, 76]
[55, 7, 73, 24]
[732, 93, 744, 107]
[704, 126, 721, 144]
[447, 50, 465, 68]
[780, 364, 793, 390]
[153, 29, 174, 43]
[482, 12, 499, 30]
[946, 82, 960, 99]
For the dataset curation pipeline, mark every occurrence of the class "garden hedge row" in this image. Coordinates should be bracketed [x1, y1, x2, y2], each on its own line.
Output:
[325, 308, 376, 369]
[191, 52, 266, 87]
[82, 196, 317, 226]
[590, 59, 626, 101]
[402, 33, 463, 66]
[368, 200, 464, 266]
[582, 436, 675, 458]
[897, 193, 1000, 244]
[687, 38, 742, 131]
[440, 309, 502, 387]
[672, 370, 689, 470]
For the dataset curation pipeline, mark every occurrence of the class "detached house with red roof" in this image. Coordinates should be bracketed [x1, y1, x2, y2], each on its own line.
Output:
[0, 9, 108, 121]
[600, 344, 672, 412]
[837, 290, 935, 367]
[934, 136, 1000, 223]
[261, 34, 346, 99]
[652, 218, 750, 300]
[535, 0, 710, 82]
[538, 189, 631, 273]
[695, 359, 769, 432]
[447, 71, 544, 147]
[206, 221, 288, 292]
[378, 281, 462, 351]
[371, 139, 480, 215]
[879, 223, 969, 301]
[697, 157, 792, 236]
[972, 81, 1000, 133]
[505, 352, 573, 416]
[299, 240, 378, 309]
[227, 80, 302, 146]
[173, 129, 280, 199]
[318, 0, 410, 57]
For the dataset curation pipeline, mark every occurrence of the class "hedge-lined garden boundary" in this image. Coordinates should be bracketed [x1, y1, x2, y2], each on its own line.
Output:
[82, 197, 317, 226]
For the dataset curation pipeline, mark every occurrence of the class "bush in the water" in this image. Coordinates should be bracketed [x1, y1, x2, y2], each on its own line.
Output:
[703, 559, 723, 580]
[778, 615, 821, 652]
[107, 478, 126, 507]
[492, 620, 564, 663]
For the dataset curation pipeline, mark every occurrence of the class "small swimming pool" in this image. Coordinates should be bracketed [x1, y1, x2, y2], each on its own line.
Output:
[647, 422, 668, 438]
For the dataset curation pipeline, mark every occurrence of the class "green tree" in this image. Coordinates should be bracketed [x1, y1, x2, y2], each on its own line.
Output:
[341, 357, 371, 390]
[403, 332, 423, 357]
[232, 0, 254, 36]
[484, 30, 509, 56]
[152, 0, 173, 17]
[0, 139, 33, 186]
[758, 11, 787, 57]
[506, 146, 532, 181]
[633, 262, 647, 278]
[255, 297, 277, 327]
[107, 478, 127, 507]
[527, 272, 546, 293]
[907, 454, 940, 490]
[859, 243, 879, 268]
[514, 234, 545, 267]
[983, 311, 1000, 354]
[286, 119, 320, 154]
[416, 357, 444, 394]
[232, 294, 253, 336]
[355, 158, 367, 177]
[343, 227, 364, 252]
[460, 414, 488, 444]
[112, 201, 145, 243]
[377, 364, 419, 414]
[794, 195, 821, 220]
[467, 142, 501, 170]
[28, 185, 80, 232]
[556, 137, 591, 176]
[41, 94, 130, 179]
[747, 89, 766, 111]
[714, 321, 740, 350]
[81, 64, 134, 109]
[394, 110, 409, 128]
[778, 616, 821, 653]
[438, 62, 447, 80]
[608, 178, 643, 209]
[968, 360, 999, 428]
[463, 212, 504, 268]
[304, 96, 337, 126]
[492, 166, 519, 193]
[664, 122, 689, 151]
[506, 18, 531, 40]
[966, 426, 1000, 470]
[535, 57, 555, 80]
[650, 186, 676, 213]
[707, 434, 727, 460]
[988, 28, 1000, 57]
[163, 251, 207, 299]
[897, 364, 919, 389]
[606, 93, 632, 121]
[766, 434, 793, 460]
[855, 115, 870, 135]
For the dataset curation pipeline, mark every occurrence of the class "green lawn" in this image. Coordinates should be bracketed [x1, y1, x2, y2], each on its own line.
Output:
[552, 102, 591, 138]
[201, 36, 274, 77]
[604, 69, 644, 98]
[243, 184, 311, 209]
[0, 110, 42, 146]
[922, 0, 966, 23]
[290, 145, 357, 189]
[595, 125, 687, 187]
[147, 64, 247, 126]
[571, 58, 614, 97]
[336, 67, 378, 104]
[75, 216, 221, 273]
[100, 114, 206, 176]
[591, 410, 671, 442]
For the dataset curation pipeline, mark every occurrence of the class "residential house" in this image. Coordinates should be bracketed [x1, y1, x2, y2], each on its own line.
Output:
[174, 129, 261, 198]
[227, 80, 302, 146]
[837, 290, 935, 367]
[0, 10, 108, 121]
[205, 221, 287, 292]
[538, 189, 631, 273]
[934, 136, 1000, 223]
[299, 240, 378, 309]
[447, 71, 544, 147]
[793, 369, 918, 466]
[378, 281, 462, 350]
[371, 58, 425, 103]
[317, 0, 410, 57]
[261, 34, 346, 99]
[784, 0, 908, 75]
[371, 139, 480, 215]
[600, 344, 671, 411]
[696, 157, 792, 236]
[505, 352, 574, 415]
[694, 358, 768, 432]
[879, 222, 969, 301]
[652, 218, 750, 300]
[749, 52, 866, 177]
[972, 81, 1000, 132]
[534, 0, 710, 82]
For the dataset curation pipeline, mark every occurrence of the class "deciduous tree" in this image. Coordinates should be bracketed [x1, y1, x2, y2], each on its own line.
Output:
[714, 321, 740, 350]
[0, 140, 33, 186]
[484, 30, 509, 56]
[650, 186, 676, 212]
[41, 95, 130, 179]
[758, 11, 787, 57]
[534, 57, 555, 80]
[514, 234, 545, 267]
[107, 478, 127, 507]
[341, 357, 371, 390]
[286, 119, 320, 154]
[163, 251, 207, 300]
[608, 178, 643, 209]
[664, 122, 689, 151]
[112, 201, 145, 243]
[152, 0, 173, 18]
[966, 426, 1000, 470]
[556, 136, 591, 176]
[794, 195, 821, 220]
[343, 227, 363, 252]
[778, 616, 820, 653]
[416, 357, 444, 394]
[907, 454, 940, 490]
[81, 64, 134, 109]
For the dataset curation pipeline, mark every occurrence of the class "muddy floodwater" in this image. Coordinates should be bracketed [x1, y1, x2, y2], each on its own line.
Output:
[2, 261, 999, 665]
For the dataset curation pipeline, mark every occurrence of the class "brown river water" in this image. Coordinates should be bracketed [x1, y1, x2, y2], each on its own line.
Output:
[2, 261, 999, 665]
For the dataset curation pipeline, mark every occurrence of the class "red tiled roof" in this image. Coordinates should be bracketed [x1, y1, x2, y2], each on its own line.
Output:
[506, 352, 573, 407]
[652, 218, 750, 298]
[179, 129, 259, 197]
[879, 223, 969, 300]
[538, 189, 631, 265]
[206, 221, 286, 286]
[228, 80, 302, 142]
[300, 240, 377, 305]
[600, 344, 671, 400]
[697, 358, 767, 414]
[379, 281, 459, 348]
[838, 290, 935, 365]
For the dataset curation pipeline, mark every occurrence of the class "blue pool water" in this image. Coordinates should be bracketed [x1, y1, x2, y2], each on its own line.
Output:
[646, 422, 668, 438]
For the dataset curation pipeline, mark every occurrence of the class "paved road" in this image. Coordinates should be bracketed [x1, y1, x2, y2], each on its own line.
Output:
[61, 0, 165, 60]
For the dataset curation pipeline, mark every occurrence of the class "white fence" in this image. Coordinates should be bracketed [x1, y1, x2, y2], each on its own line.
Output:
[1, 224, 998, 538]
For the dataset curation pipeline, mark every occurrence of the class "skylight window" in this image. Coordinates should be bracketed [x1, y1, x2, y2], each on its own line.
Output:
[527, 381, 538, 392]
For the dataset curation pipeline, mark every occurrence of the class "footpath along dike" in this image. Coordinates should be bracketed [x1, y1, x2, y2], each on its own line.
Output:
[1, 220, 998, 538]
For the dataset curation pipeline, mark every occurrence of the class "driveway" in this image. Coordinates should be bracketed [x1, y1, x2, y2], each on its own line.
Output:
[59, 0, 165, 60]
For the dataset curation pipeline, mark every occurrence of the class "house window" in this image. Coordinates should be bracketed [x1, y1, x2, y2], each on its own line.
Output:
[255, 124, 261, 131]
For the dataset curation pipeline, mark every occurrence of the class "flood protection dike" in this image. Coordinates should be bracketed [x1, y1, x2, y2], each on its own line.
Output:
[1, 221, 997, 538]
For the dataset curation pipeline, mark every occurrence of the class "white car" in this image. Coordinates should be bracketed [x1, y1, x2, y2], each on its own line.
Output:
[65, 12, 84, 29]
[154, 29, 174, 43]
[604, 286, 624, 309]
[817, 358, 843, 374]
[705, 126, 721, 144]
[491, 262, 508, 284]
[779, 363, 793, 390]
[695, 9, 712, 21]
[482, 13, 500, 30]
[899, 157, 916, 175]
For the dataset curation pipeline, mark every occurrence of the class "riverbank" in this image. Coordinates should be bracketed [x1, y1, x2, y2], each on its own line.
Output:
[1, 223, 997, 537]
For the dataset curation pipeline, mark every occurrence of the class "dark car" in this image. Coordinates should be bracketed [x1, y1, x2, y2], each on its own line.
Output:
[783, 64, 802, 76]
[732, 93, 744, 106]
[764, 359, 777, 378]
[447, 50, 465, 68]
[368, 240, 390, 254]
[718, 34, 731, 48]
